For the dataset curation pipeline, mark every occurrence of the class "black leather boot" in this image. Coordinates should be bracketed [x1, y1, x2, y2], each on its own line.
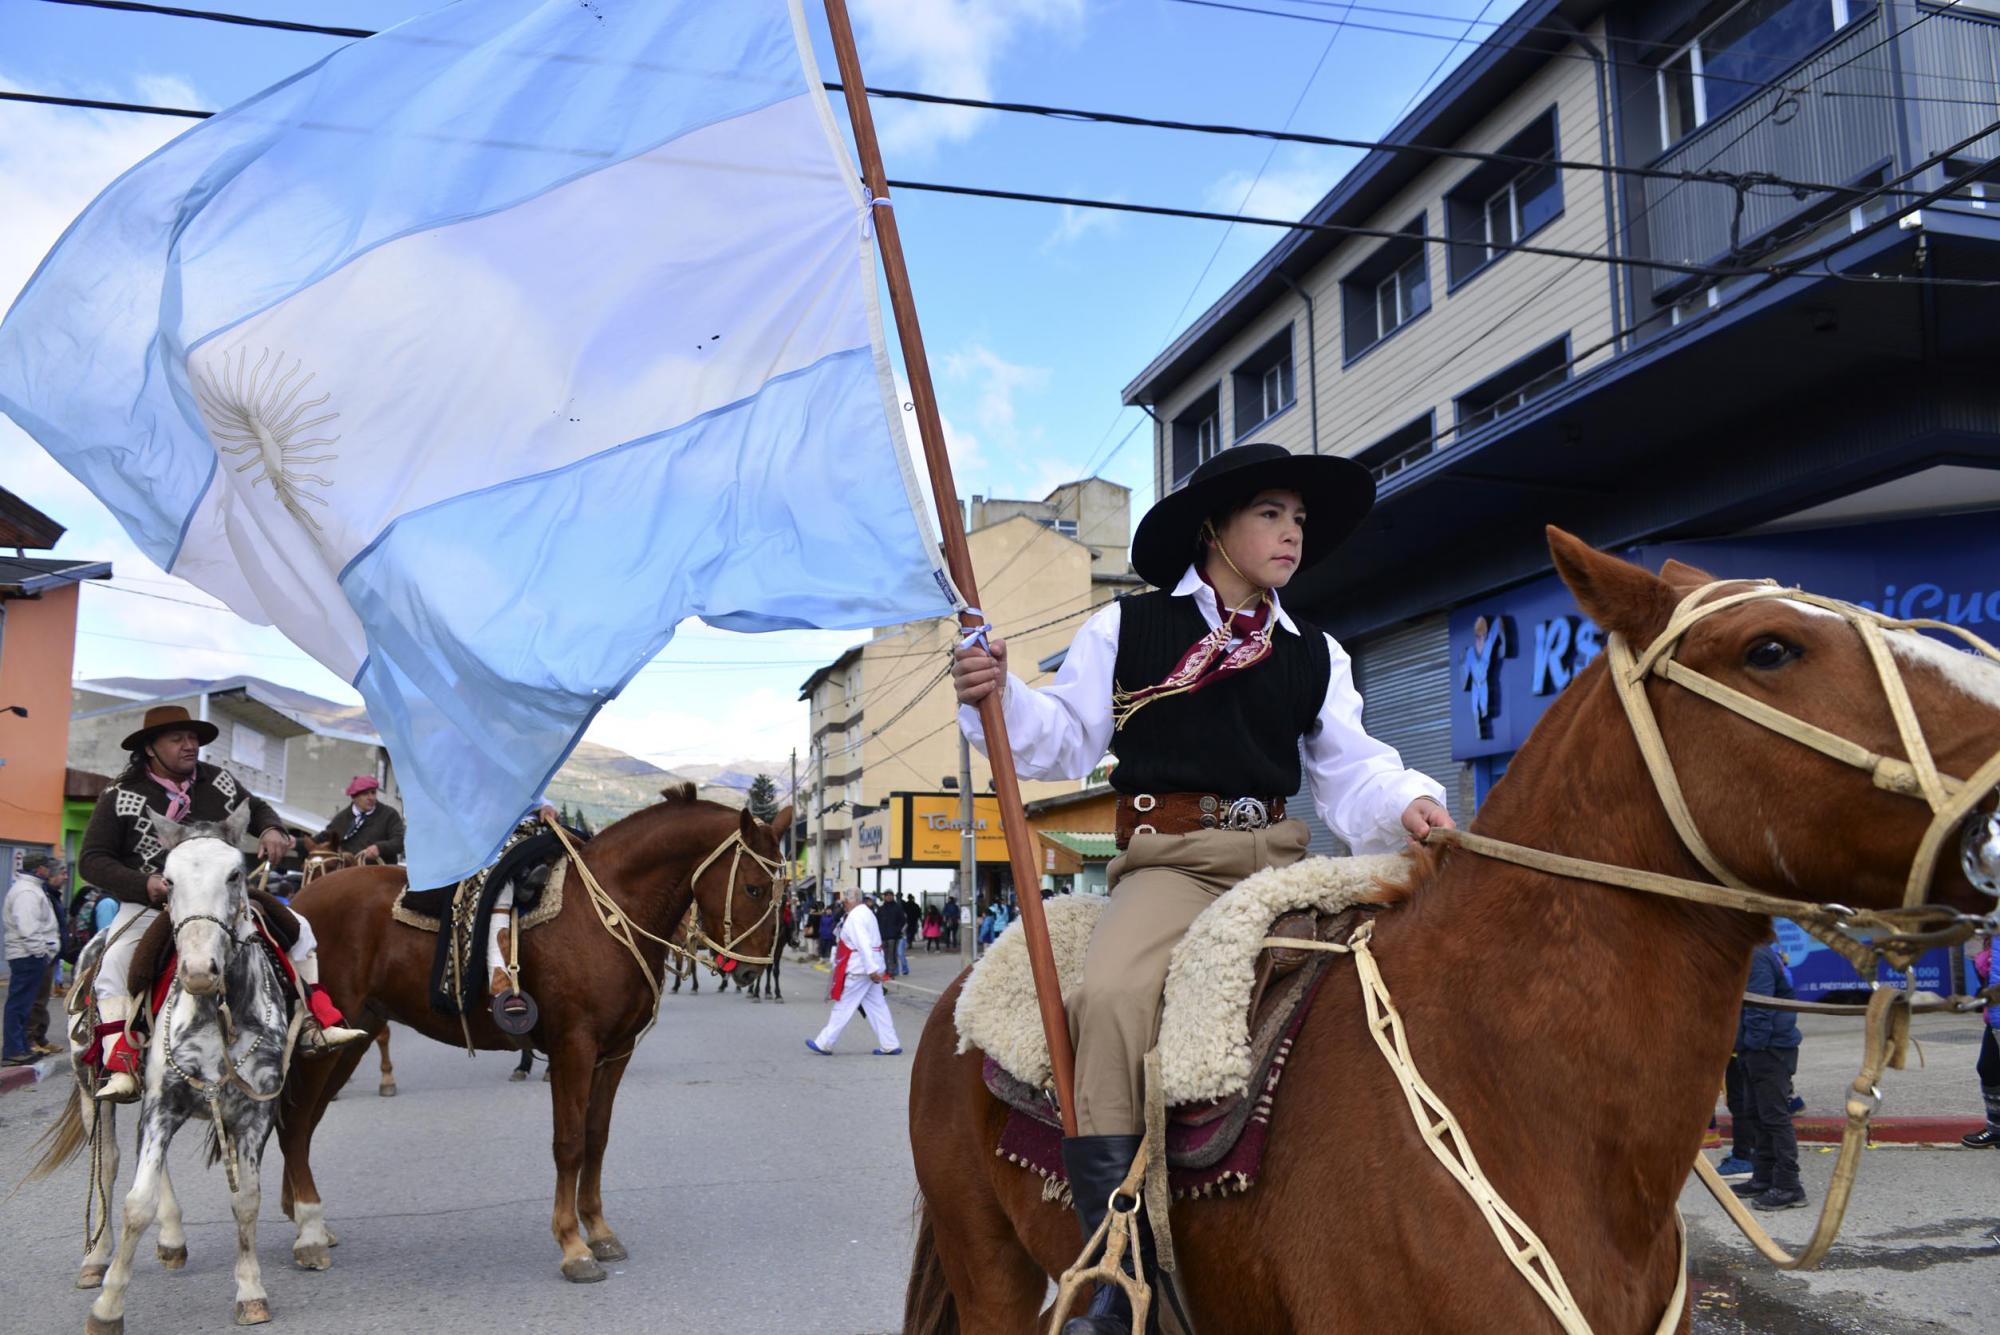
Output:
[1059, 1134, 1147, 1335]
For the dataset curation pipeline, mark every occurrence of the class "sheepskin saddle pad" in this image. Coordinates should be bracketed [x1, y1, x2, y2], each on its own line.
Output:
[955, 852, 1410, 1198]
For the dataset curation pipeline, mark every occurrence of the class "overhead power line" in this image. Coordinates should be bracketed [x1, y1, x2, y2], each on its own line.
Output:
[1167, 0, 2000, 108]
[36, 0, 370, 37]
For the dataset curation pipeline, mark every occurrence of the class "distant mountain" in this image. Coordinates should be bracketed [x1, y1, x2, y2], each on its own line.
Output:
[676, 760, 796, 798]
[547, 747, 791, 830]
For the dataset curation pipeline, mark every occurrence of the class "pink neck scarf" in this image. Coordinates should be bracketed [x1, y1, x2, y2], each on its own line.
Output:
[147, 768, 193, 822]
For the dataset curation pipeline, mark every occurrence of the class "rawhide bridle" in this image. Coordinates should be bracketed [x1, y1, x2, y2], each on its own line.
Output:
[1436, 579, 2000, 976]
[683, 827, 785, 968]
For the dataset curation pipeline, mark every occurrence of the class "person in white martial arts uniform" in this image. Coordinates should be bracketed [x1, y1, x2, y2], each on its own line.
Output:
[805, 885, 901, 1056]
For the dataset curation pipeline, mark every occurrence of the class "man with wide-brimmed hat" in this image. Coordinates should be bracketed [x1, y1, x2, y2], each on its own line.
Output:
[311, 775, 405, 864]
[78, 704, 368, 1101]
[954, 442, 1454, 1334]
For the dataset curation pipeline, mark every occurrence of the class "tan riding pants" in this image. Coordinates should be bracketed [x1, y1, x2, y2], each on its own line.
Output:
[1068, 820, 1310, 1137]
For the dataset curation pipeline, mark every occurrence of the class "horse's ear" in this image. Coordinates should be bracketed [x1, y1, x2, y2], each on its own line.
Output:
[769, 804, 795, 839]
[154, 812, 189, 853]
[1547, 526, 1675, 646]
[738, 805, 756, 839]
[224, 802, 253, 849]
[1659, 557, 1717, 592]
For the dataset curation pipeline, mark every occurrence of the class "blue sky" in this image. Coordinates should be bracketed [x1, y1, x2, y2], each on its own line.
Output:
[0, 0, 1495, 769]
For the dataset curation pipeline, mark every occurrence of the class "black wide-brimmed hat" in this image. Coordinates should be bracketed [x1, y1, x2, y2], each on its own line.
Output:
[1130, 442, 1375, 589]
[122, 704, 219, 753]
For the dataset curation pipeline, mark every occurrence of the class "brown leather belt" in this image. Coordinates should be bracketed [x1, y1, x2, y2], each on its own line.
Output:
[1114, 792, 1288, 849]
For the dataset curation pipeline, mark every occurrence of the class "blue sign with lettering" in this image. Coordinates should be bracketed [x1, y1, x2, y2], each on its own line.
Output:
[1448, 510, 2000, 761]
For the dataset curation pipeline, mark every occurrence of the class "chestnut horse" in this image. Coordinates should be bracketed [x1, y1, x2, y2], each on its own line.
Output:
[277, 787, 789, 1282]
[904, 531, 2000, 1334]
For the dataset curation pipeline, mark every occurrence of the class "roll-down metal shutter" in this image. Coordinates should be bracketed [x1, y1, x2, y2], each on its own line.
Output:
[1289, 613, 1459, 856]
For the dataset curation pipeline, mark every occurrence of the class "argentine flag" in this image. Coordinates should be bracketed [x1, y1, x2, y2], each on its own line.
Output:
[0, 0, 957, 885]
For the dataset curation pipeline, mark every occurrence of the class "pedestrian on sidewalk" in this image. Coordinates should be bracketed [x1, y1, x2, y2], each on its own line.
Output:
[1731, 942, 1807, 1211]
[804, 885, 900, 1056]
[922, 905, 942, 953]
[5, 852, 64, 1064]
[1962, 942, 2000, 1147]
[877, 892, 906, 980]
[1717, 1053, 1758, 1176]
[901, 895, 918, 974]
[22, 855, 69, 1054]
[816, 901, 837, 963]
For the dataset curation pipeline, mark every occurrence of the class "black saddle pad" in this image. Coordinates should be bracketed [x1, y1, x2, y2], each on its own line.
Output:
[424, 826, 577, 1017]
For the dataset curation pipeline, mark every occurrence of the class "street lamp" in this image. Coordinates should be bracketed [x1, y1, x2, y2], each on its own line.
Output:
[1, 705, 26, 718]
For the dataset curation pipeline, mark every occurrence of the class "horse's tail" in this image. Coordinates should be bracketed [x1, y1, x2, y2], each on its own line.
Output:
[902, 1194, 959, 1335]
[23, 1078, 90, 1182]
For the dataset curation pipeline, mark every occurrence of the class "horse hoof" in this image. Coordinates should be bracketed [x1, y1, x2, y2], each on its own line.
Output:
[158, 1243, 188, 1270]
[509, 1070, 527, 1082]
[561, 1255, 607, 1283]
[235, 1299, 272, 1326]
[75, 1264, 107, 1290]
[588, 1236, 628, 1263]
[293, 1244, 331, 1271]
[325, 1226, 339, 1247]
[378, 1081, 397, 1097]
[85, 1314, 124, 1335]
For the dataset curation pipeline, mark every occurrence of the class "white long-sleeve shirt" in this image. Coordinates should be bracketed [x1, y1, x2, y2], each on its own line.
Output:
[5, 873, 60, 960]
[959, 565, 1447, 854]
[837, 903, 886, 976]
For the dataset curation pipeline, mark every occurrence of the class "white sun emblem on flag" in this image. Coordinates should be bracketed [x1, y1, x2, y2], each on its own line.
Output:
[194, 347, 342, 533]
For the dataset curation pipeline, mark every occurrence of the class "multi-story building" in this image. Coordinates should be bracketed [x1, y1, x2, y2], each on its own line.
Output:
[1124, 0, 2000, 856]
[0, 487, 109, 872]
[797, 479, 1133, 891]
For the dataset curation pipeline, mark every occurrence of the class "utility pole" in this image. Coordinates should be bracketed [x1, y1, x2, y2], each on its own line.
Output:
[788, 746, 798, 866]
[959, 728, 978, 963]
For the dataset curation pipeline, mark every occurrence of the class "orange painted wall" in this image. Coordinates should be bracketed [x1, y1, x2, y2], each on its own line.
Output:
[0, 585, 82, 845]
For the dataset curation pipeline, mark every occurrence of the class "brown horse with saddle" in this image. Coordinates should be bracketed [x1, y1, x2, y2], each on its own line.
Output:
[906, 530, 2000, 1334]
[276, 784, 789, 1282]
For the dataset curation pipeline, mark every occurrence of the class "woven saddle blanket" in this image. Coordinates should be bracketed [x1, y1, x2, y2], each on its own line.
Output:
[955, 853, 1411, 1198]
[390, 825, 575, 1016]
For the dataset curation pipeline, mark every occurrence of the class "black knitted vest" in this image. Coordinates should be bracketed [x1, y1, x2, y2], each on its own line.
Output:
[1109, 589, 1331, 797]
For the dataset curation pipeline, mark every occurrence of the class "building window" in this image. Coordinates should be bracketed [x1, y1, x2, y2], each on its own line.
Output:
[1341, 215, 1430, 362]
[1656, 0, 1874, 145]
[1170, 386, 1222, 487]
[1454, 338, 1570, 437]
[1231, 328, 1296, 438]
[1354, 412, 1438, 483]
[1037, 516, 1080, 538]
[1445, 110, 1562, 288]
[1944, 158, 1998, 211]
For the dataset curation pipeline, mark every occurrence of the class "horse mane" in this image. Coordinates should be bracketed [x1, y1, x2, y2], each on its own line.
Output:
[659, 781, 698, 805]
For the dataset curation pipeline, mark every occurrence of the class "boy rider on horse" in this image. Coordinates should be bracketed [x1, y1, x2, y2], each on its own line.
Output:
[78, 705, 370, 1103]
[954, 443, 1453, 1335]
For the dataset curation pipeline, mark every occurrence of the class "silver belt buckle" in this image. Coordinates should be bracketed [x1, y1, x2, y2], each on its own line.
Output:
[1222, 797, 1270, 831]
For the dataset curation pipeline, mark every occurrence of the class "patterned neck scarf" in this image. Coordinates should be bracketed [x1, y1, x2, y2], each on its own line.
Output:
[346, 806, 370, 840]
[1111, 573, 1277, 729]
[147, 767, 194, 822]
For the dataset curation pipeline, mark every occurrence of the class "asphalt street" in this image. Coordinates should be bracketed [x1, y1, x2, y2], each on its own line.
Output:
[4, 945, 1999, 1334]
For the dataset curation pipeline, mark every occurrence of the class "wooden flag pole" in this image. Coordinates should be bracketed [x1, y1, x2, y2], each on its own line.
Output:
[823, 0, 1080, 1137]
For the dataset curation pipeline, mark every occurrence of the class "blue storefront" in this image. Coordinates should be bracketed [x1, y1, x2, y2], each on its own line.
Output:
[1445, 510, 2000, 999]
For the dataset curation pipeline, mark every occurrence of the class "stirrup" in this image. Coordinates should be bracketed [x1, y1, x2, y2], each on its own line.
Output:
[96, 1070, 141, 1104]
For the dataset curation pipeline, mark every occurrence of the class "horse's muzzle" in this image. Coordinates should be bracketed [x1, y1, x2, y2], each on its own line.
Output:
[180, 963, 222, 996]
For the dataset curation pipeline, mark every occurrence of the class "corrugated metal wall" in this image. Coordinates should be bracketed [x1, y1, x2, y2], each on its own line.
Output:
[1289, 613, 1462, 855]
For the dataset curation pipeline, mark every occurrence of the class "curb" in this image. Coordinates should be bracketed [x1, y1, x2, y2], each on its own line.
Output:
[1714, 1113, 1983, 1144]
[0, 1054, 65, 1098]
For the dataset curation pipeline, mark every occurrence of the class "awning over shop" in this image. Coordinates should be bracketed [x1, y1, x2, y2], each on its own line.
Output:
[1038, 830, 1117, 876]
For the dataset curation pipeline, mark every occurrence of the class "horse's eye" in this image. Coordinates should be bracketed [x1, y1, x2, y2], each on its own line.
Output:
[1745, 638, 1800, 670]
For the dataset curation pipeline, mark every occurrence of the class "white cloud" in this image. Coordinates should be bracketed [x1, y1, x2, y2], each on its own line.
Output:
[586, 682, 810, 770]
[1040, 201, 1122, 253]
[849, 0, 1085, 158]
[940, 344, 1050, 436]
[1205, 148, 1350, 224]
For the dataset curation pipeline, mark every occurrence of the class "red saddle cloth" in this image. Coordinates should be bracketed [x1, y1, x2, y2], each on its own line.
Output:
[987, 966, 1330, 1201]
[147, 915, 301, 1016]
